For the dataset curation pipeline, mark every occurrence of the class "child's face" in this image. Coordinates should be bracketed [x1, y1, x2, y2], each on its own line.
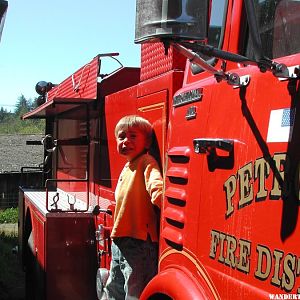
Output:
[116, 126, 149, 161]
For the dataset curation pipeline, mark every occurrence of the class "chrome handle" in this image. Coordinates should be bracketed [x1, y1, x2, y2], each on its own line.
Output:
[193, 138, 234, 154]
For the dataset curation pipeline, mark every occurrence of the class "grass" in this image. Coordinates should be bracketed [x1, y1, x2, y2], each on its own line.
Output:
[0, 233, 25, 300]
[0, 208, 25, 299]
[0, 208, 18, 224]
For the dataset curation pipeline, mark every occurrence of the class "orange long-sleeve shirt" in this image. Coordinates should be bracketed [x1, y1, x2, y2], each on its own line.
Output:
[111, 154, 163, 242]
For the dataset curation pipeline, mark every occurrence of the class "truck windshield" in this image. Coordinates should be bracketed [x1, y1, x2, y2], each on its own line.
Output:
[247, 0, 300, 59]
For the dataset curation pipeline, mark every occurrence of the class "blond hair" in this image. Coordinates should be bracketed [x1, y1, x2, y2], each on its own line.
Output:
[115, 115, 153, 143]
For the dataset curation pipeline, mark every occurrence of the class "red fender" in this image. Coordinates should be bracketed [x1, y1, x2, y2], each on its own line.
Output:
[140, 267, 216, 300]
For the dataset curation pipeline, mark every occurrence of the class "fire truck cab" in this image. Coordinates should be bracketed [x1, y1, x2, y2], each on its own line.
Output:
[19, 0, 300, 299]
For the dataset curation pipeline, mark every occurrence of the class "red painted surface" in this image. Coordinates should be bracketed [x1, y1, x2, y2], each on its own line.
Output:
[47, 55, 99, 101]
[140, 43, 186, 81]
[46, 215, 97, 300]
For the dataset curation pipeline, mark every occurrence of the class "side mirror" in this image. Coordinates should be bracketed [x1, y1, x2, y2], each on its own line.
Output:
[135, 0, 209, 44]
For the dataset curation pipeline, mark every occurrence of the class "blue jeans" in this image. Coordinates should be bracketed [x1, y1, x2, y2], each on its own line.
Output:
[105, 237, 158, 300]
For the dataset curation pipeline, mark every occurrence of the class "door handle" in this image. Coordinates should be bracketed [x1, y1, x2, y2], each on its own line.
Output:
[193, 138, 234, 154]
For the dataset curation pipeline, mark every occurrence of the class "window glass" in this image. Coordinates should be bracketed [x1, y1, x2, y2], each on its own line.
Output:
[246, 0, 300, 59]
[208, 0, 227, 48]
[57, 118, 88, 179]
[56, 106, 89, 179]
[192, 0, 227, 73]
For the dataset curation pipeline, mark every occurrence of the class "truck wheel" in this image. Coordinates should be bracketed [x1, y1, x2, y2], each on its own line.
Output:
[96, 268, 109, 300]
[25, 231, 34, 299]
[25, 231, 44, 300]
[148, 294, 172, 300]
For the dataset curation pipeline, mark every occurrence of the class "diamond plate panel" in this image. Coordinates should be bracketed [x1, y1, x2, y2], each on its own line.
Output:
[140, 43, 186, 81]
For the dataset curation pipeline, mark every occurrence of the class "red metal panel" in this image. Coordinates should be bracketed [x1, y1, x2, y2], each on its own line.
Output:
[46, 215, 97, 299]
[47, 55, 99, 101]
[98, 67, 140, 97]
[140, 43, 186, 81]
[103, 85, 138, 192]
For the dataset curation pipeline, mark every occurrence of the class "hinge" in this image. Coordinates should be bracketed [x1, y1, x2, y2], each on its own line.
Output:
[233, 75, 251, 88]
[278, 65, 300, 81]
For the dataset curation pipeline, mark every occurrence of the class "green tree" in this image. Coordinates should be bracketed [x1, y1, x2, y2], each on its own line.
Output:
[14, 94, 33, 116]
[0, 94, 45, 134]
[0, 106, 8, 122]
[31, 97, 41, 111]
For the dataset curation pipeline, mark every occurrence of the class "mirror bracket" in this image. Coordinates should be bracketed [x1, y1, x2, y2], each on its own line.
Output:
[172, 43, 249, 87]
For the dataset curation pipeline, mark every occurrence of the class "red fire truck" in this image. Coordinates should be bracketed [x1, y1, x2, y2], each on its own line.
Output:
[19, 0, 300, 299]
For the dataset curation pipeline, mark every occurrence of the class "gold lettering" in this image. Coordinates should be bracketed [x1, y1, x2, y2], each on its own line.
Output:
[223, 175, 236, 217]
[223, 152, 293, 218]
[282, 253, 296, 292]
[297, 257, 300, 276]
[224, 235, 237, 268]
[270, 153, 289, 199]
[236, 239, 251, 273]
[238, 162, 254, 208]
[271, 249, 283, 287]
[254, 158, 270, 200]
[255, 245, 272, 280]
[210, 229, 300, 293]
[209, 230, 220, 259]
[218, 232, 226, 263]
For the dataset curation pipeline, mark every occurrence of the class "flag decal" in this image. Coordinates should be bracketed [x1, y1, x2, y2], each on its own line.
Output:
[267, 108, 296, 143]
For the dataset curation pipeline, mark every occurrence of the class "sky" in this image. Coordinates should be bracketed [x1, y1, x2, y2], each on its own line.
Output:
[0, 0, 141, 111]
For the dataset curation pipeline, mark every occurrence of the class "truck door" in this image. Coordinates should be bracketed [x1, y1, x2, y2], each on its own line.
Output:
[199, 0, 300, 297]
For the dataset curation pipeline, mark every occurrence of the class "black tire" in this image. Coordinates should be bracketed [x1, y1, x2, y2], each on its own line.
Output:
[25, 231, 45, 300]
